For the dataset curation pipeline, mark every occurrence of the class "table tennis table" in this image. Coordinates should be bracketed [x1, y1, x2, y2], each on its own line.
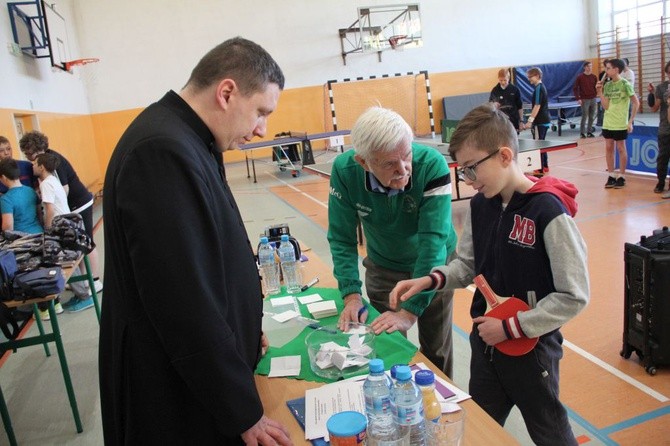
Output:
[523, 100, 597, 137]
[304, 138, 578, 201]
[239, 130, 351, 182]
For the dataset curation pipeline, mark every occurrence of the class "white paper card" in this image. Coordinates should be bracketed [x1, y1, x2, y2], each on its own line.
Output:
[272, 310, 299, 323]
[307, 300, 337, 318]
[298, 294, 323, 304]
[270, 296, 296, 307]
[268, 356, 301, 377]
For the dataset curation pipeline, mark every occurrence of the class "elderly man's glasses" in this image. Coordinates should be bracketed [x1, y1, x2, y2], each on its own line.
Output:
[456, 149, 500, 182]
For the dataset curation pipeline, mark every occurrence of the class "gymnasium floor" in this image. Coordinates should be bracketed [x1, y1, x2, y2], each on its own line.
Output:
[1, 119, 669, 445]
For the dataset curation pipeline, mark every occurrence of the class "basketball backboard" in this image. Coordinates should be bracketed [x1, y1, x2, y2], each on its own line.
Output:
[358, 4, 422, 52]
[42, 0, 71, 70]
[7, 0, 71, 70]
[338, 4, 422, 64]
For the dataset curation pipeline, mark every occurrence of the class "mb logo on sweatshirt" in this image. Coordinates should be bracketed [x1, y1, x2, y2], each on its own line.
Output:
[509, 214, 536, 247]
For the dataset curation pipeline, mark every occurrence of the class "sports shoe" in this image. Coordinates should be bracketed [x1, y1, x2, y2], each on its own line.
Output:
[93, 279, 103, 294]
[654, 182, 665, 193]
[65, 296, 94, 313]
[604, 176, 617, 188]
[614, 177, 626, 189]
[662, 190, 670, 199]
[39, 302, 64, 321]
[587, 132, 595, 138]
[580, 133, 586, 138]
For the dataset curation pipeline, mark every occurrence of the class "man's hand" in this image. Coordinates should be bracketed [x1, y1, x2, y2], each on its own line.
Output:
[338, 294, 368, 330]
[473, 316, 507, 346]
[389, 276, 432, 310]
[647, 82, 655, 93]
[370, 309, 418, 335]
[241, 415, 293, 446]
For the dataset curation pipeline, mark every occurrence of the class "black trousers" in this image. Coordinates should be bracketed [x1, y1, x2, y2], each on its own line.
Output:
[469, 326, 577, 446]
[656, 132, 670, 184]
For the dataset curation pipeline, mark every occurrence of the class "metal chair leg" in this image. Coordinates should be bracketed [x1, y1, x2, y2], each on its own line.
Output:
[47, 301, 83, 433]
[0, 384, 18, 446]
[31, 303, 51, 357]
[82, 256, 101, 322]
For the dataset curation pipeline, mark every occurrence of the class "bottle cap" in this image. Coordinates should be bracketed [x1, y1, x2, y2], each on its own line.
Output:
[369, 358, 384, 373]
[281, 234, 289, 241]
[395, 365, 411, 381]
[414, 369, 435, 386]
[390, 364, 404, 379]
[260, 236, 269, 243]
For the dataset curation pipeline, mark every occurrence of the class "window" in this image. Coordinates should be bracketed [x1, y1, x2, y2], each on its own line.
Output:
[599, 0, 667, 38]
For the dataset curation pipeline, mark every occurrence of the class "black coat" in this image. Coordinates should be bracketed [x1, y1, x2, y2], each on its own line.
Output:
[100, 91, 264, 444]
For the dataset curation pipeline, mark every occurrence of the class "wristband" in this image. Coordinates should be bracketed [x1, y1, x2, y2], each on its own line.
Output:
[528, 116, 535, 123]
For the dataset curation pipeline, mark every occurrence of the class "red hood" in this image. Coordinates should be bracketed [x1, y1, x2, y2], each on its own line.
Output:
[526, 175, 579, 217]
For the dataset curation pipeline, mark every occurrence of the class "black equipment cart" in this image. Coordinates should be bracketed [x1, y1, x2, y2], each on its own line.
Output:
[622, 227, 670, 375]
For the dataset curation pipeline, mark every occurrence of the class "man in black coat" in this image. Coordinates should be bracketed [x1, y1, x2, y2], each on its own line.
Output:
[100, 37, 292, 445]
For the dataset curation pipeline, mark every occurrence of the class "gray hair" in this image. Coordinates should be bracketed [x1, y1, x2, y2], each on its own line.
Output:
[351, 107, 413, 160]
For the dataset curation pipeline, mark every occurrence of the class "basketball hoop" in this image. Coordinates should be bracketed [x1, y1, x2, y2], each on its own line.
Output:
[388, 35, 407, 50]
[64, 58, 100, 72]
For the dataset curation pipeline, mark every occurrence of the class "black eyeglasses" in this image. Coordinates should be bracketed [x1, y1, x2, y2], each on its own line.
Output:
[456, 149, 500, 182]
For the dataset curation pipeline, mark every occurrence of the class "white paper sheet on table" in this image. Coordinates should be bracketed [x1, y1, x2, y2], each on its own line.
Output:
[304, 380, 365, 441]
[268, 356, 301, 377]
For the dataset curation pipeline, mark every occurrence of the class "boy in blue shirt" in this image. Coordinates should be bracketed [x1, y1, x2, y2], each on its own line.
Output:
[0, 158, 42, 234]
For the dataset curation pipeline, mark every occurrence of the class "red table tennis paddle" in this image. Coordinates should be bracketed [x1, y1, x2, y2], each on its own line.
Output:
[473, 274, 538, 356]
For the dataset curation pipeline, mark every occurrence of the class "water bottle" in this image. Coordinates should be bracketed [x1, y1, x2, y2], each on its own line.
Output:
[363, 359, 396, 440]
[258, 237, 280, 295]
[415, 370, 442, 424]
[393, 365, 426, 446]
[278, 234, 302, 294]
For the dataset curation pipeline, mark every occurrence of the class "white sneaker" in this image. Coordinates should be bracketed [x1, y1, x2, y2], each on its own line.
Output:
[84, 279, 103, 293]
[40, 302, 64, 321]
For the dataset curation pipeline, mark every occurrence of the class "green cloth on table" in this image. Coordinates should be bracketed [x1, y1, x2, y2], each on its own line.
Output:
[255, 287, 418, 383]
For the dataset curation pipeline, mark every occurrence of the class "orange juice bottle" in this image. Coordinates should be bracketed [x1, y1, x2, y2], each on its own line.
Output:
[415, 370, 442, 423]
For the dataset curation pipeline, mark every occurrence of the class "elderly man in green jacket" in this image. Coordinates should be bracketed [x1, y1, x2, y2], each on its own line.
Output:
[328, 106, 458, 377]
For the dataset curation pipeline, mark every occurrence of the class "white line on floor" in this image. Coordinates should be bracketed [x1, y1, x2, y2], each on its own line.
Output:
[267, 173, 328, 208]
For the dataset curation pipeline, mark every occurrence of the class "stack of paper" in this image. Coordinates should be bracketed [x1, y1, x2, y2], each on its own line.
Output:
[307, 300, 337, 318]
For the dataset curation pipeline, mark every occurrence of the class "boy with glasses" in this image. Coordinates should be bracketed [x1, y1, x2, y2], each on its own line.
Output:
[390, 103, 589, 445]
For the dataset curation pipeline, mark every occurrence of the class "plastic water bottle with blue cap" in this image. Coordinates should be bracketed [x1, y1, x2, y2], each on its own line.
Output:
[364, 358, 396, 441]
[393, 365, 426, 445]
[258, 236, 280, 295]
[278, 234, 302, 294]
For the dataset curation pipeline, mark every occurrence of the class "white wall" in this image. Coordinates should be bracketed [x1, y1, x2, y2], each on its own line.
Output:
[2, 0, 596, 114]
[0, 0, 90, 113]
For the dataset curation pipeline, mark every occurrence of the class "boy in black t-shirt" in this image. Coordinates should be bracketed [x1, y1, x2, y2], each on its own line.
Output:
[523, 67, 551, 173]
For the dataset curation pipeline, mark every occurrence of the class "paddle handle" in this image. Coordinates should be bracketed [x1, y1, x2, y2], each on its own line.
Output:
[473, 274, 499, 309]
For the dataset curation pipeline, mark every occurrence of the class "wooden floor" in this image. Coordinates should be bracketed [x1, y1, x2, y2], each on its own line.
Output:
[269, 137, 670, 445]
